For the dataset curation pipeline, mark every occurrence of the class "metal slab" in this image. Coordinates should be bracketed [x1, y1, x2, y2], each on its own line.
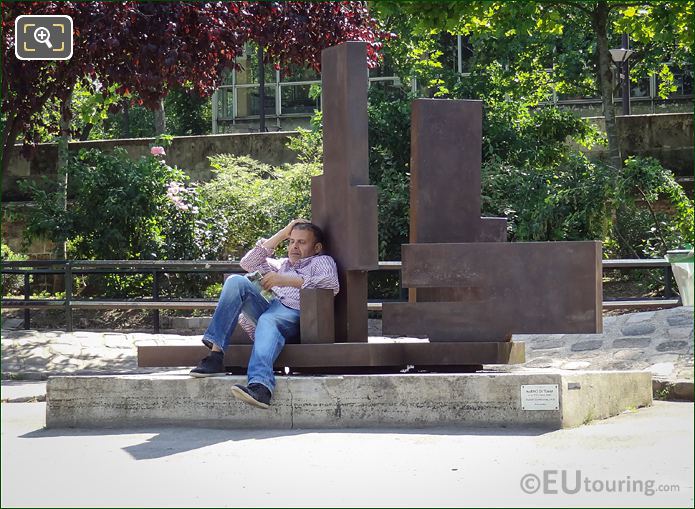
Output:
[385, 240, 602, 340]
[333, 271, 369, 342]
[321, 42, 370, 187]
[384, 243, 602, 340]
[311, 42, 378, 343]
[314, 42, 378, 270]
[407, 99, 508, 306]
[401, 241, 602, 291]
[312, 178, 378, 271]
[409, 99, 507, 244]
[137, 341, 525, 368]
[383, 300, 599, 341]
[299, 288, 335, 344]
[478, 217, 508, 242]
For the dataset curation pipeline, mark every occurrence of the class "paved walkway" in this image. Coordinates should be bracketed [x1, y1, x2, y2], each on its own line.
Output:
[2, 400, 693, 507]
[2, 307, 693, 401]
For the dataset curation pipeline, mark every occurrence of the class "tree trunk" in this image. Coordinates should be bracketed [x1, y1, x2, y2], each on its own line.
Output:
[258, 45, 266, 132]
[154, 98, 166, 135]
[592, 1, 622, 170]
[1, 114, 20, 175]
[52, 92, 72, 291]
[123, 100, 131, 138]
[79, 123, 93, 141]
[55, 92, 72, 261]
[621, 33, 631, 116]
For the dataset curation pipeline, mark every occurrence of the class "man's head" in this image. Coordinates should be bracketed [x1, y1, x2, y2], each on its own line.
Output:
[288, 222, 324, 263]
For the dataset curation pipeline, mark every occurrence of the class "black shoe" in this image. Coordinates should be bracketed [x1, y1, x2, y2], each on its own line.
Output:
[231, 383, 271, 409]
[189, 351, 225, 377]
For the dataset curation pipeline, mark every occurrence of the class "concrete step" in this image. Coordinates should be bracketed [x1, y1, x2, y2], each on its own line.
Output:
[162, 316, 212, 330]
[46, 370, 652, 429]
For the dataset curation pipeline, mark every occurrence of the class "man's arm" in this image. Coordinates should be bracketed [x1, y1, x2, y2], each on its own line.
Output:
[261, 218, 309, 252]
[260, 257, 339, 293]
[240, 218, 309, 273]
[261, 272, 303, 290]
[298, 256, 339, 296]
[239, 242, 274, 273]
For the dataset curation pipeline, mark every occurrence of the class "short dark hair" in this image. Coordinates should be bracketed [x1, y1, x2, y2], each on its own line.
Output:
[291, 222, 325, 246]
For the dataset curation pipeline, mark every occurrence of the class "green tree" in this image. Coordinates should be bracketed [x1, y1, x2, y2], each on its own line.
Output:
[164, 86, 212, 137]
[373, 1, 692, 170]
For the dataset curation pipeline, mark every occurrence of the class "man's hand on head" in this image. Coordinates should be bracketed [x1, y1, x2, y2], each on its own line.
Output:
[281, 218, 310, 239]
[263, 218, 310, 252]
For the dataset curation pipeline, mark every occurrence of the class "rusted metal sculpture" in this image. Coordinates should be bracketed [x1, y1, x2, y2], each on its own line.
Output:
[311, 41, 379, 342]
[138, 41, 601, 372]
[382, 99, 602, 341]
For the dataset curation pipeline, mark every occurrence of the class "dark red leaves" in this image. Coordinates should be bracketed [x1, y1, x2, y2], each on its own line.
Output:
[2, 1, 388, 152]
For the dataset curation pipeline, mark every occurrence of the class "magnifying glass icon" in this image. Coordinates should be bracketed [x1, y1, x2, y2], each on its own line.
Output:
[33, 26, 52, 48]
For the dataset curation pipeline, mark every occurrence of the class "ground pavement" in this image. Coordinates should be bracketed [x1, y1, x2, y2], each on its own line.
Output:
[1, 400, 693, 507]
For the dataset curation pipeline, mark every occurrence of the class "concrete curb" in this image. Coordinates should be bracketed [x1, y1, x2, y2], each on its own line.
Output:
[1, 394, 46, 403]
[46, 370, 653, 429]
[4, 374, 693, 402]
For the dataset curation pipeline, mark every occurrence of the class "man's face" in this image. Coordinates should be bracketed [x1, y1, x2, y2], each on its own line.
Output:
[288, 228, 321, 263]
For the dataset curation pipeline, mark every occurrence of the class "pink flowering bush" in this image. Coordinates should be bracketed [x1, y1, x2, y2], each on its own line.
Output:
[150, 146, 166, 156]
[166, 181, 199, 213]
[21, 147, 215, 265]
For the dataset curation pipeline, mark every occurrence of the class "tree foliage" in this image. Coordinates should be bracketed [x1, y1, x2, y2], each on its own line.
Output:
[373, 1, 693, 169]
[199, 155, 321, 258]
[1, 1, 389, 171]
[19, 148, 198, 260]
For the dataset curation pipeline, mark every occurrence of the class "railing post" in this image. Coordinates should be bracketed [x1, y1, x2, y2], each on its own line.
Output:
[153, 270, 160, 334]
[65, 261, 73, 332]
[23, 273, 30, 329]
[398, 267, 408, 301]
[664, 266, 673, 299]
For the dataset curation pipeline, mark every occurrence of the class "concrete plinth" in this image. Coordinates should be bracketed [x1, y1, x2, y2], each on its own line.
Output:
[46, 370, 652, 429]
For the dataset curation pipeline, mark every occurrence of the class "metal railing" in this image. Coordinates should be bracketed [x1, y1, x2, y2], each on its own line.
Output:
[1, 258, 679, 333]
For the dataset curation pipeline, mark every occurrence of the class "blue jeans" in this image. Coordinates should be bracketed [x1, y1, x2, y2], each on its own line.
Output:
[202, 275, 300, 393]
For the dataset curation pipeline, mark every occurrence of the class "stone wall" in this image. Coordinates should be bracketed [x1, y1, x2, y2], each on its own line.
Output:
[3, 113, 692, 202]
[2, 131, 298, 201]
[584, 112, 693, 181]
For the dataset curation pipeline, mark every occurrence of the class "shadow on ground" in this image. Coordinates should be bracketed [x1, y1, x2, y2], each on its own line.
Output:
[20, 424, 551, 461]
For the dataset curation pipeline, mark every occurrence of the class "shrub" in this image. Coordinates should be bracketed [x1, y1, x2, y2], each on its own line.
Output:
[21, 147, 200, 260]
[20, 147, 213, 296]
[481, 152, 616, 242]
[1, 243, 28, 296]
[199, 155, 321, 258]
[611, 156, 694, 258]
[286, 110, 323, 165]
[368, 87, 413, 261]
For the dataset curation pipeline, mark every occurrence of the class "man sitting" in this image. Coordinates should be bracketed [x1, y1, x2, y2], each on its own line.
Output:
[190, 219, 339, 409]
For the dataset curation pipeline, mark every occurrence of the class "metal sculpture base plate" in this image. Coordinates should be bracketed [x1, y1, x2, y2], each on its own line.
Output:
[138, 341, 525, 372]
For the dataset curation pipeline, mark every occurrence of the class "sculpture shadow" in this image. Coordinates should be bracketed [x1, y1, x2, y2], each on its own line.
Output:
[21, 424, 552, 461]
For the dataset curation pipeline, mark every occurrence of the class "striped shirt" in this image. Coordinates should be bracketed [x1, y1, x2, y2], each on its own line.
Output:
[237, 238, 340, 340]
